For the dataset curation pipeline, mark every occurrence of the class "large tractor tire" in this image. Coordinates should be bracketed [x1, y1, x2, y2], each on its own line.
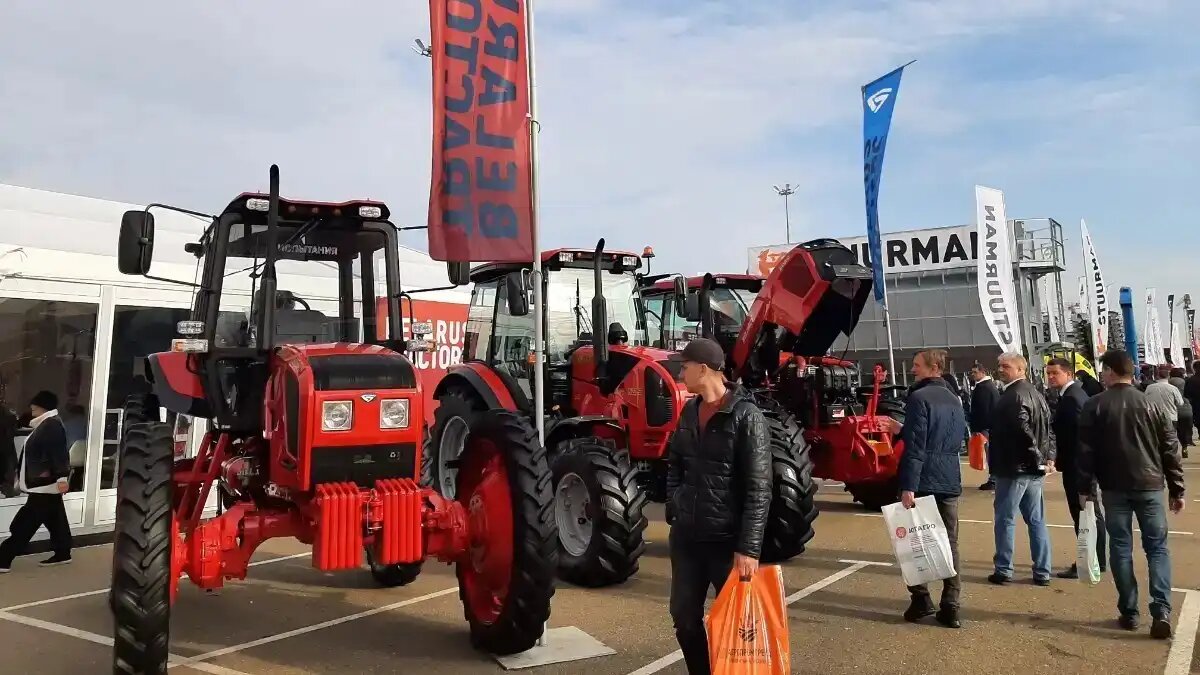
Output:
[365, 546, 422, 588]
[759, 410, 820, 564]
[551, 438, 647, 587]
[845, 479, 901, 511]
[421, 387, 482, 499]
[111, 422, 176, 675]
[108, 393, 162, 614]
[453, 409, 556, 655]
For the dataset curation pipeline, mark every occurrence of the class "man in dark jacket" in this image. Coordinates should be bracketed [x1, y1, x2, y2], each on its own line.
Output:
[1185, 362, 1200, 421]
[0, 391, 73, 572]
[1169, 367, 1193, 454]
[890, 348, 966, 628]
[666, 338, 771, 675]
[1045, 358, 1106, 578]
[1078, 350, 1184, 639]
[988, 353, 1054, 586]
[0, 400, 18, 497]
[968, 363, 1001, 490]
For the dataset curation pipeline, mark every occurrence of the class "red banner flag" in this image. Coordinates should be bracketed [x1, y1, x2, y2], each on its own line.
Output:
[427, 0, 535, 263]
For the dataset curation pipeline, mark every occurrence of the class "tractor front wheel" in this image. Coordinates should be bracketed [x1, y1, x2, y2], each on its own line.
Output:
[365, 546, 422, 588]
[845, 478, 901, 511]
[421, 388, 482, 499]
[759, 411, 819, 563]
[112, 422, 177, 675]
[551, 439, 647, 587]
[454, 409, 556, 655]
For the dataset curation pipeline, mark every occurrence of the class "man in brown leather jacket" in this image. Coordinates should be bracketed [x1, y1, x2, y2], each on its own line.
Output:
[1078, 350, 1184, 639]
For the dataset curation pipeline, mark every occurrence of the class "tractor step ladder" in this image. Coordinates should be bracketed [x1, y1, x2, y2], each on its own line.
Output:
[491, 621, 615, 670]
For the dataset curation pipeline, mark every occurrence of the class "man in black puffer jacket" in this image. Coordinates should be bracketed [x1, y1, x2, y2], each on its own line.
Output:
[666, 338, 771, 675]
[889, 349, 966, 628]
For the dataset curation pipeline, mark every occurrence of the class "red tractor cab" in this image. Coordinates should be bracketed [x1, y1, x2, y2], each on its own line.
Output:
[423, 240, 681, 587]
[109, 166, 556, 672]
[641, 238, 908, 511]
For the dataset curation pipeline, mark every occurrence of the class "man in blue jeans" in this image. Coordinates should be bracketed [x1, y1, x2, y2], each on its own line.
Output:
[987, 353, 1054, 586]
[1077, 349, 1184, 639]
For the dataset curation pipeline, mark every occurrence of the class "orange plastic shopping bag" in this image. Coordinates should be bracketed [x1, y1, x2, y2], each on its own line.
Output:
[968, 432, 988, 472]
[705, 565, 790, 675]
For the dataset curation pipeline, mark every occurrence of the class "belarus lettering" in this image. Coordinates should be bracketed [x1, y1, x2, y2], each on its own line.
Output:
[438, 0, 530, 245]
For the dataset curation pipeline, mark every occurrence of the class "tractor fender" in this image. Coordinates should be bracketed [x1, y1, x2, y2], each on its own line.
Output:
[145, 351, 211, 418]
[433, 361, 522, 412]
[545, 417, 627, 458]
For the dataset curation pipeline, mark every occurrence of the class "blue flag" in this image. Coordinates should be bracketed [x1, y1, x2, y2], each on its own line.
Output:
[862, 62, 911, 302]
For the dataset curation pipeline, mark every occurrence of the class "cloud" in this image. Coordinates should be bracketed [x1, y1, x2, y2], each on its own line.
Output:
[0, 0, 1196, 334]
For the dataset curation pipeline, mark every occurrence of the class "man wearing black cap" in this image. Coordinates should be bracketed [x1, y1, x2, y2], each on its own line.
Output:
[665, 338, 771, 675]
[0, 390, 73, 572]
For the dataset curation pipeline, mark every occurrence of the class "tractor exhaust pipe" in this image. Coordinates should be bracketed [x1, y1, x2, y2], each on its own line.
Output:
[698, 273, 714, 339]
[592, 238, 609, 387]
[258, 164, 280, 351]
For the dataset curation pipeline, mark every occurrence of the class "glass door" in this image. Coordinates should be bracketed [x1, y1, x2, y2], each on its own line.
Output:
[0, 297, 100, 535]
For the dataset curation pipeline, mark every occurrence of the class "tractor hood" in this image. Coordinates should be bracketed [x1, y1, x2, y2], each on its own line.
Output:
[731, 240, 872, 375]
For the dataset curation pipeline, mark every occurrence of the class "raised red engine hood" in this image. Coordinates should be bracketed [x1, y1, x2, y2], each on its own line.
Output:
[731, 240, 873, 377]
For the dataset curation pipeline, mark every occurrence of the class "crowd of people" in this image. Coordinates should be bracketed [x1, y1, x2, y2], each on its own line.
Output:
[894, 349, 1188, 640]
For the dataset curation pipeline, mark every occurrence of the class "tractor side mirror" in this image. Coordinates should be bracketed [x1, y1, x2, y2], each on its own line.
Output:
[684, 293, 702, 322]
[672, 277, 688, 318]
[447, 261, 470, 286]
[118, 210, 155, 275]
[506, 273, 529, 317]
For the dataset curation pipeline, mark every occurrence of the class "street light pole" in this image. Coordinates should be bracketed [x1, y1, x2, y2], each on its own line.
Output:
[773, 183, 796, 243]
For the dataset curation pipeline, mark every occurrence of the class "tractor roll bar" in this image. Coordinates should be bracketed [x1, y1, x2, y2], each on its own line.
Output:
[256, 165, 281, 352]
[591, 238, 609, 387]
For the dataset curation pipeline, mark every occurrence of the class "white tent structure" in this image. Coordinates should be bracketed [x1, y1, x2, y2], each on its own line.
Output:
[0, 183, 468, 539]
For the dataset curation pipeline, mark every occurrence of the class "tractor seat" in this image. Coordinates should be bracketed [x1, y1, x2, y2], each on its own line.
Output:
[274, 308, 336, 344]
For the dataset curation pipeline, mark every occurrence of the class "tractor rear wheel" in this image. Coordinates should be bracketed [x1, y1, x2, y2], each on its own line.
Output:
[454, 409, 556, 655]
[112, 422, 176, 675]
[551, 439, 647, 587]
[365, 546, 422, 588]
[759, 410, 820, 563]
[421, 388, 482, 499]
[845, 479, 900, 511]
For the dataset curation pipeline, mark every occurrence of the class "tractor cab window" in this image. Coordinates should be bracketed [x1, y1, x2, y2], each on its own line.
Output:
[492, 275, 534, 399]
[643, 295, 665, 348]
[544, 268, 642, 362]
[218, 222, 389, 346]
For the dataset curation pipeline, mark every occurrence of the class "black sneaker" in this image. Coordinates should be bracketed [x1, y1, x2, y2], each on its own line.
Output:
[1151, 618, 1173, 639]
[0, 564, 10, 574]
[1056, 565, 1078, 579]
[1118, 615, 1139, 631]
[979, 480, 996, 491]
[935, 607, 961, 629]
[987, 573, 1011, 585]
[904, 597, 936, 623]
[1033, 577, 1051, 587]
[38, 554, 71, 567]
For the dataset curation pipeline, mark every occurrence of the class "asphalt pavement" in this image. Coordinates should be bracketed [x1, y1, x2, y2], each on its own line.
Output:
[3, 459, 1200, 674]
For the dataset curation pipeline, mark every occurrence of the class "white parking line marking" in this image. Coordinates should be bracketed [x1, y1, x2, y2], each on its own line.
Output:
[625, 560, 886, 675]
[170, 586, 460, 669]
[0, 552, 311, 613]
[852, 512, 1193, 536]
[1166, 588, 1200, 675]
[0, 610, 252, 675]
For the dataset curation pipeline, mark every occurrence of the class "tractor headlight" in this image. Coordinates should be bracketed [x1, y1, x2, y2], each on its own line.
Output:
[322, 400, 353, 431]
[380, 399, 410, 429]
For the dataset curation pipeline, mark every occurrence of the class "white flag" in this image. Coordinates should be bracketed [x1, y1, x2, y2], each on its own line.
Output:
[975, 186, 1022, 354]
[1171, 321, 1186, 367]
[1145, 288, 1163, 365]
[1081, 220, 1109, 355]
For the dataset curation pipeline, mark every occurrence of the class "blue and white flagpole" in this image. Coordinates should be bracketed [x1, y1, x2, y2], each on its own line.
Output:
[861, 60, 913, 382]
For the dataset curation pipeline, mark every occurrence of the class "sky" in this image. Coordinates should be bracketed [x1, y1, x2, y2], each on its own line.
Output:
[1, 0, 1197, 335]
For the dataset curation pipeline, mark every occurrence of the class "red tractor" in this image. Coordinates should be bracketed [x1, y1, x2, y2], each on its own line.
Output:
[640, 238, 907, 511]
[109, 166, 556, 674]
[422, 240, 819, 589]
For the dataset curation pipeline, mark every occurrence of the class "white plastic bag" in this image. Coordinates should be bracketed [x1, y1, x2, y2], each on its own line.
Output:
[1076, 501, 1102, 585]
[882, 496, 957, 587]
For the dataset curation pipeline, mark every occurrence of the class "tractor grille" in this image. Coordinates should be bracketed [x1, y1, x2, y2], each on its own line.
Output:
[310, 443, 417, 487]
[308, 353, 417, 391]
